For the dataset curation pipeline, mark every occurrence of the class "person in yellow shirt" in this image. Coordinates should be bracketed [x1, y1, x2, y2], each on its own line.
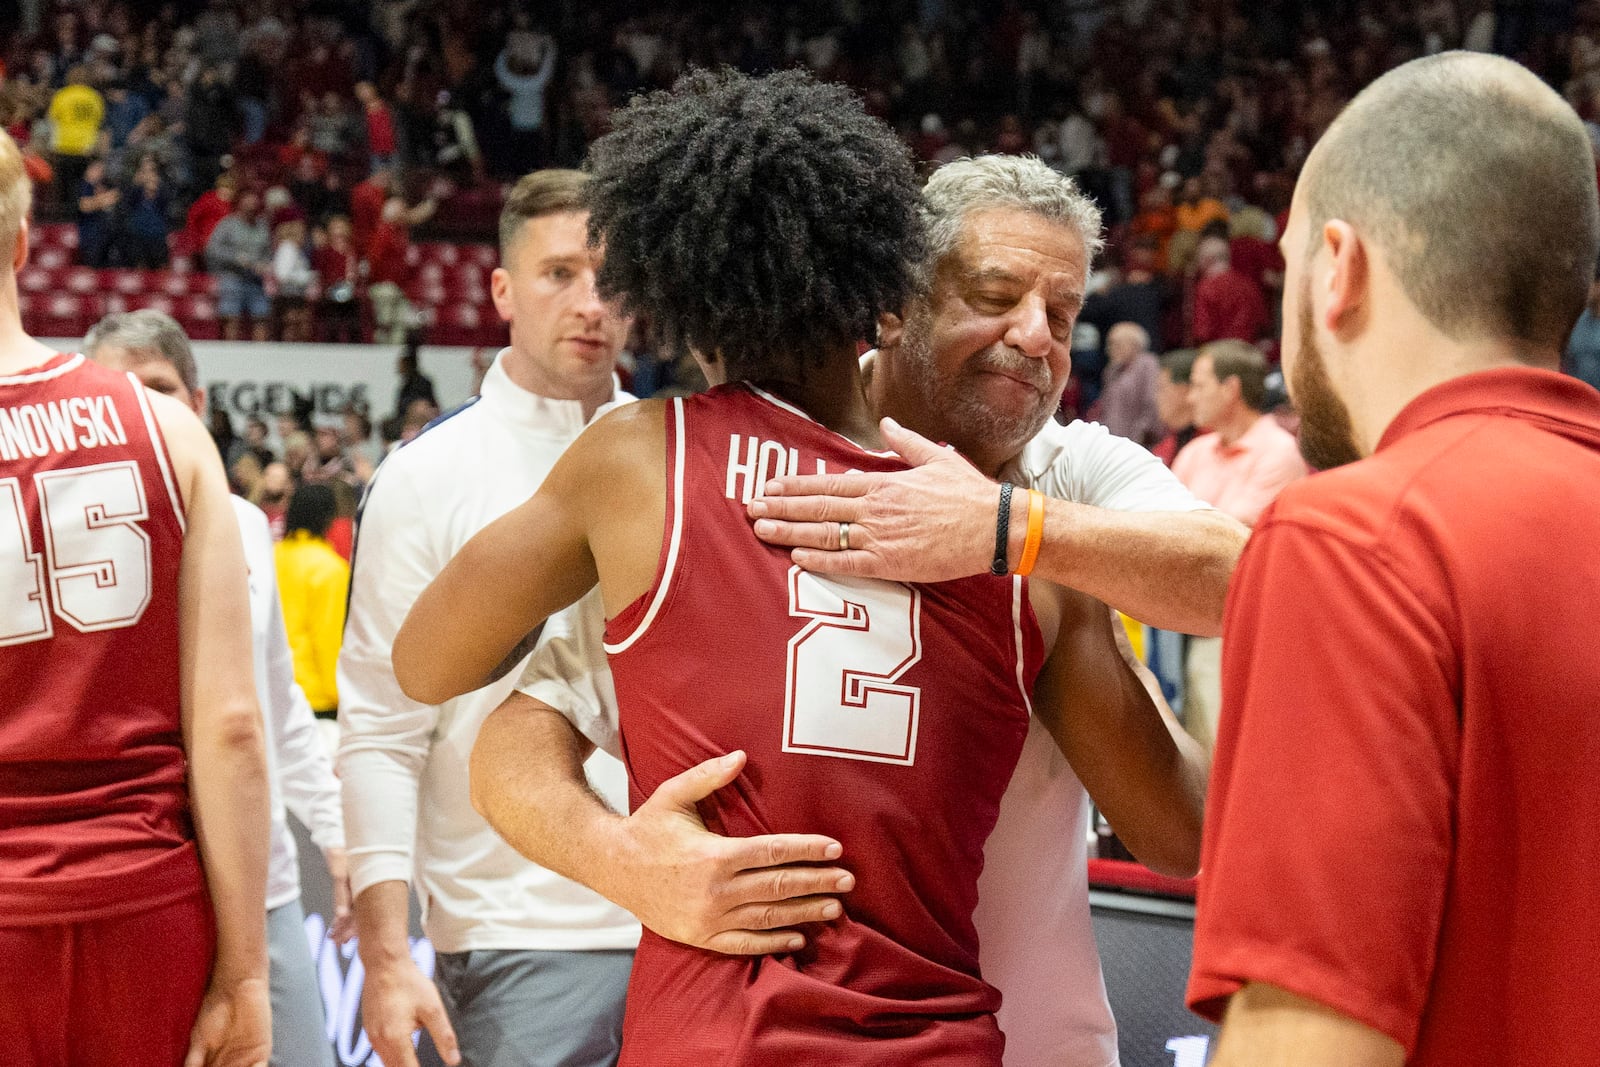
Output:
[47, 67, 105, 204]
[275, 483, 349, 715]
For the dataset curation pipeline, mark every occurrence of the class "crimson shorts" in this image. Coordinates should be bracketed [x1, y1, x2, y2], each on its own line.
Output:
[0, 889, 215, 1067]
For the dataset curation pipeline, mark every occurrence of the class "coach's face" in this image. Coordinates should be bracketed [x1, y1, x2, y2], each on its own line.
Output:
[881, 208, 1085, 470]
[492, 209, 632, 399]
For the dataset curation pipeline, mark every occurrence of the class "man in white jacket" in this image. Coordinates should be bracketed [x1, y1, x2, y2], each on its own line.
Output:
[85, 308, 351, 1067]
[336, 170, 641, 1067]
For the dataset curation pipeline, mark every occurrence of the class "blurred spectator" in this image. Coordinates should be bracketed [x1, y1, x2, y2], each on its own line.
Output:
[1172, 340, 1306, 751]
[274, 482, 349, 717]
[242, 415, 276, 469]
[1099, 238, 1168, 352]
[76, 157, 120, 266]
[347, 166, 389, 256]
[495, 29, 557, 170]
[1566, 271, 1600, 391]
[185, 64, 236, 193]
[302, 420, 354, 485]
[367, 193, 438, 344]
[393, 347, 436, 417]
[1174, 340, 1306, 526]
[1151, 348, 1200, 467]
[354, 82, 397, 172]
[115, 154, 171, 268]
[1090, 322, 1163, 448]
[252, 460, 293, 538]
[179, 172, 236, 257]
[103, 80, 151, 152]
[272, 219, 315, 342]
[1174, 175, 1228, 235]
[47, 65, 104, 201]
[307, 91, 362, 164]
[206, 188, 273, 341]
[1191, 235, 1268, 345]
[312, 215, 361, 343]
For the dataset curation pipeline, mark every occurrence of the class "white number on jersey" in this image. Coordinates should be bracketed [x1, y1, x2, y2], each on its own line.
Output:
[0, 462, 153, 644]
[783, 567, 923, 765]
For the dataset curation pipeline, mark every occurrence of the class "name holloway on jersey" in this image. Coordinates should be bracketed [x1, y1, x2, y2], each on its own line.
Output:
[0, 393, 130, 461]
[725, 433, 850, 505]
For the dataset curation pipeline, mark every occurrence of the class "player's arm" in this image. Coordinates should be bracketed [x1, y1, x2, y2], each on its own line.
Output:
[159, 393, 272, 1066]
[392, 403, 654, 706]
[750, 418, 1244, 636]
[1208, 984, 1404, 1067]
[470, 630, 853, 956]
[1031, 582, 1207, 878]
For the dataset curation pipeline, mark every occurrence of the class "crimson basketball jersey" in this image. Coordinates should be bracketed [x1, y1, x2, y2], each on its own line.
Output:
[0, 353, 197, 924]
[606, 385, 1046, 1066]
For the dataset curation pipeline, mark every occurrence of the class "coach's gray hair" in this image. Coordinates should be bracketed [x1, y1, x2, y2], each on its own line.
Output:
[919, 155, 1104, 287]
[84, 310, 200, 394]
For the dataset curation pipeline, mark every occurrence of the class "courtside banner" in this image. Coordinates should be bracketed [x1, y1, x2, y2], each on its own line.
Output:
[48, 341, 482, 427]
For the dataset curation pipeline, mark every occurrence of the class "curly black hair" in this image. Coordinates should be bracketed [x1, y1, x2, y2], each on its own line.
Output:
[583, 67, 926, 383]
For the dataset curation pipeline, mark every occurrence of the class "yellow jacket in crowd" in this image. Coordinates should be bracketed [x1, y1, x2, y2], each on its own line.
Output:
[274, 530, 349, 714]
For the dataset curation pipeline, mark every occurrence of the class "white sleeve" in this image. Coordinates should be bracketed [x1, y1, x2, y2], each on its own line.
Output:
[1033, 420, 1215, 513]
[515, 588, 623, 761]
[264, 554, 345, 852]
[336, 461, 442, 898]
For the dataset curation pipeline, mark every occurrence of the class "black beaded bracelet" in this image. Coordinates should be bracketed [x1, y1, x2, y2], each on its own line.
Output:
[991, 482, 1014, 576]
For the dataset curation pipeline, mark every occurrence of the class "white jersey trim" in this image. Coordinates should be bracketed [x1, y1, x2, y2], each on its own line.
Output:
[1012, 576, 1034, 715]
[745, 384, 899, 458]
[0, 353, 85, 386]
[128, 373, 187, 534]
[604, 397, 686, 655]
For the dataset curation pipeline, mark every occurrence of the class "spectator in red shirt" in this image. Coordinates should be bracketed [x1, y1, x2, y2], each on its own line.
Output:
[348, 167, 390, 259]
[177, 171, 235, 257]
[1188, 53, 1600, 1067]
[313, 215, 361, 342]
[355, 82, 397, 173]
[364, 194, 438, 344]
[1191, 235, 1268, 345]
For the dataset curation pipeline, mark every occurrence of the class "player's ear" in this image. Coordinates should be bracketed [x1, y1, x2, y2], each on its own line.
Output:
[876, 311, 905, 352]
[12, 216, 28, 274]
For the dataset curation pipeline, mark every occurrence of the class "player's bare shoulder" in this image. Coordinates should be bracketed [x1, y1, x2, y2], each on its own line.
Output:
[559, 397, 671, 501]
[140, 387, 221, 509]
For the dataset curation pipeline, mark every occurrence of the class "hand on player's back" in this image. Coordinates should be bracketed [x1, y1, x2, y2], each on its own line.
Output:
[612, 751, 856, 955]
[749, 418, 998, 583]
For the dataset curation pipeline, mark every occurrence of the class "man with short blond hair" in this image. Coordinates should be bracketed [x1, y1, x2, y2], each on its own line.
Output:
[338, 168, 640, 1067]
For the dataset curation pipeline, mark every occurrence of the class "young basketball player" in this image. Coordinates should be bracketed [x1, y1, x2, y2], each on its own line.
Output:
[0, 131, 271, 1067]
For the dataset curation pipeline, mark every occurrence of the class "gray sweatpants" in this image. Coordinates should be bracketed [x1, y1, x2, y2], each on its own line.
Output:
[433, 949, 633, 1067]
[267, 898, 336, 1067]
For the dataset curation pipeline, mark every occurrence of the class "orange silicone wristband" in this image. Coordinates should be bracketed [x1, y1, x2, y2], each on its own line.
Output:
[1016, 489, 1045, 577]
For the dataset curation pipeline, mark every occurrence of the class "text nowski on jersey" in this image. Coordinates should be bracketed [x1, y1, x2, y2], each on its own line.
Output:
[0, 394, 129, 461]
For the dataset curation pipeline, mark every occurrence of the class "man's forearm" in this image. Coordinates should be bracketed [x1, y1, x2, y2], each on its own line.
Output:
[1018, 502, 1245, 636]
[469, 696, 624, 898]
[355, 879, 419, 967]
[190, 703, 272, 979]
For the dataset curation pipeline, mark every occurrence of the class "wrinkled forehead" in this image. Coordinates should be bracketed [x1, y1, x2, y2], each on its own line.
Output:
[943, 210, 1089, 303]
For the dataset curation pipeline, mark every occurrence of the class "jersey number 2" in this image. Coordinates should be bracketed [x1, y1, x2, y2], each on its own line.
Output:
[783, 567, 923, 765]
[0, 463, 154, 646]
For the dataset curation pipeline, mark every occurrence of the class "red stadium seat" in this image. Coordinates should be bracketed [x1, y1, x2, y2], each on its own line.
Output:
[34, 293, 99, 338]
[466, 244, 498, 269]
[18, 268, 53, 293]
[176, 296, 220, 340]
[63, 268, 99, 295]
[105, 269, 146, 295]
[31, 247, 70, 271]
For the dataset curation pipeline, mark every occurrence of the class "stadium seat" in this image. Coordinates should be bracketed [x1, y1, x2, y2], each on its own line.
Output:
[31, 247, 70, 271]
[63, 268, 99, 295]
[34, 293, 99, 337]
[177, 296, 221, 341]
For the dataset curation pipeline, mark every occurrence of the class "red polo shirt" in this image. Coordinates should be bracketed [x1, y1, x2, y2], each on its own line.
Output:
[1187, 366, 1600, 1062]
